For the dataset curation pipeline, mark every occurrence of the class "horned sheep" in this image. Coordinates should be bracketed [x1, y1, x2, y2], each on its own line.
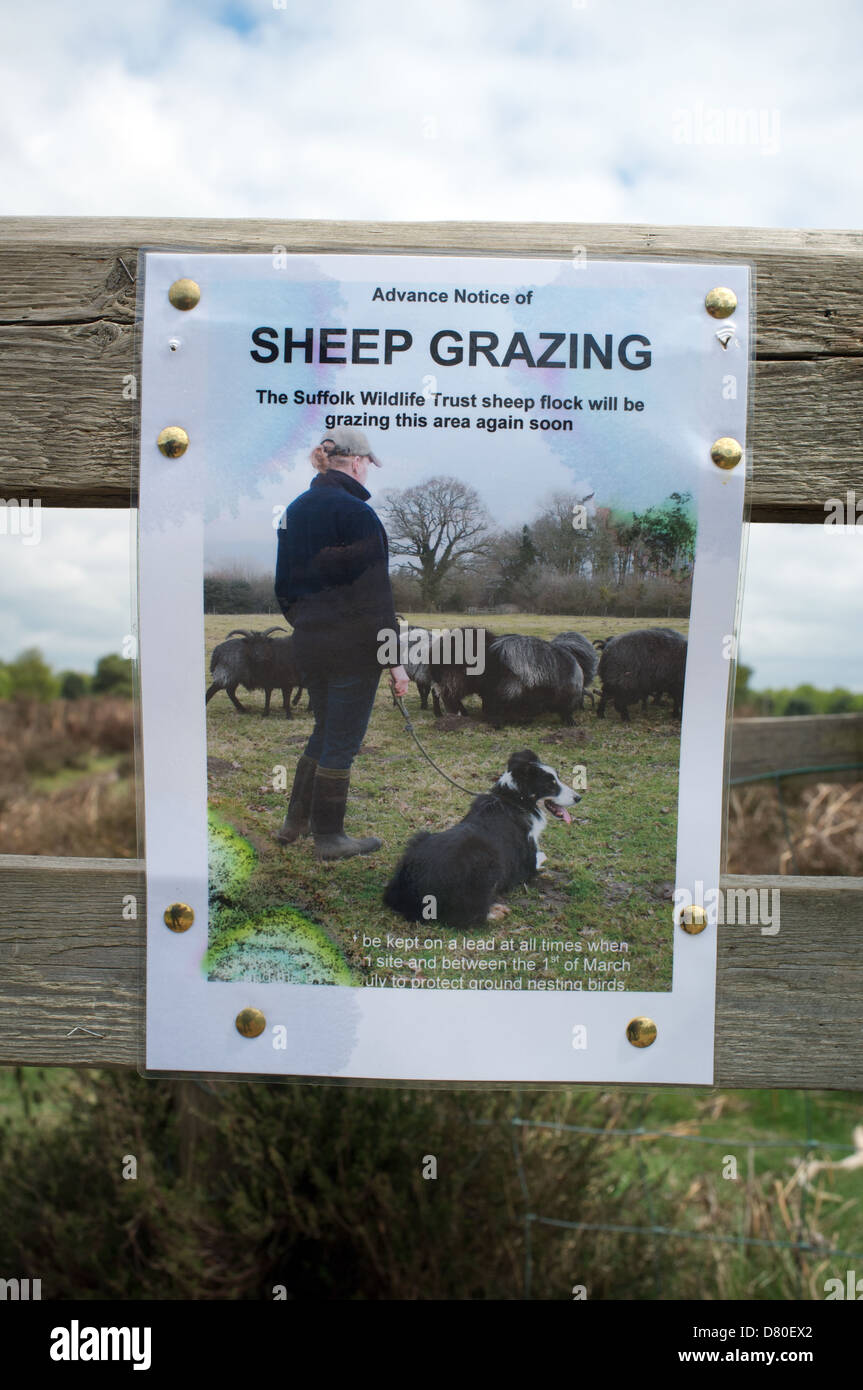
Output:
[205, 627, 304, 718]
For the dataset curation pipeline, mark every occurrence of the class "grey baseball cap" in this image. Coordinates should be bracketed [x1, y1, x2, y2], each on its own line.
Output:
[320, 426, 382, 467]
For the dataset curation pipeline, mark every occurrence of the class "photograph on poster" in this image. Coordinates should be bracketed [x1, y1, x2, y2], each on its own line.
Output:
[138, 252, 750, 1083]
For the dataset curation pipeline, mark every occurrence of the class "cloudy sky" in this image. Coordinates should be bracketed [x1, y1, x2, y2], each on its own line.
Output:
[1, 0, 861, 689]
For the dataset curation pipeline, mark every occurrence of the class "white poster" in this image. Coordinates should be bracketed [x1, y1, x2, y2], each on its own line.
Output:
[137, 250, 750, 1083]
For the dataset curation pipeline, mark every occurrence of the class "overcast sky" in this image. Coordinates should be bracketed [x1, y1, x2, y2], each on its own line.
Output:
[1, 0, 861, 689]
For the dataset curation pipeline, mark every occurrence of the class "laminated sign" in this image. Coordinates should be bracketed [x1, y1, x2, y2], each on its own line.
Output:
[136, 251, 752, 1084]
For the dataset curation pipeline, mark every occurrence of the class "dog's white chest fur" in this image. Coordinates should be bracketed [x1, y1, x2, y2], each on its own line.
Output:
[530, 806, 547, 868]
[495, 759, 575, 874]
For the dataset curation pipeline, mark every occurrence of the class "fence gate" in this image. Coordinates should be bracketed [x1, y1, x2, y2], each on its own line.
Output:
[1, 220, 861, 1087]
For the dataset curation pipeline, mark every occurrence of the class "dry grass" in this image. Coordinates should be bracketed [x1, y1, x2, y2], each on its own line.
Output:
[0, 696, 136, 857]
[726, 781, 863, 876]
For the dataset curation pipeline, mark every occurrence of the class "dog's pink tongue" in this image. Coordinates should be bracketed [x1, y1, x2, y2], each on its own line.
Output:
[562, 807, 572, 825]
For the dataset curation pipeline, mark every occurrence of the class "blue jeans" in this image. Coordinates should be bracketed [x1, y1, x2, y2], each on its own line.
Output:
[303, 671, 381, 770]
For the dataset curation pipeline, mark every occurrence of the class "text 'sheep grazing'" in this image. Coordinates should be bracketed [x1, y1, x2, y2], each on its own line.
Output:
[250, 325, 652, 371]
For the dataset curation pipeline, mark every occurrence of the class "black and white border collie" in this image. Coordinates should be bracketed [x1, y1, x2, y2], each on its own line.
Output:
[383, 749, 578, 930]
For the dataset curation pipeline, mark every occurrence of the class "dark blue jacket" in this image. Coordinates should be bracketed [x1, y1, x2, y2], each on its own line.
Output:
[274, 470, 398, 678]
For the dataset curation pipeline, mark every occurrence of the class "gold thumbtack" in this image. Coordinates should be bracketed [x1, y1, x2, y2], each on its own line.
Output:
[168, 278, 201, 310]
[157, 426, 189, 458]
[626, 1016, 657, 1049]
[164, 902, 194, 933]
[679, 904, 708, 934]
[235, 1007, 266, 1039]
[705, 286, 737, 318]
[710, 437, 743, 471]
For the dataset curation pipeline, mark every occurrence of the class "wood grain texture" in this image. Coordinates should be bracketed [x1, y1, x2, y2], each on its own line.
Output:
[1, 218, 862, 513]
[715, 874, 863, 1089]
[0, 856, 141, 1069]
[1, 854, 860, 1086]
[730, 713, 863, 786]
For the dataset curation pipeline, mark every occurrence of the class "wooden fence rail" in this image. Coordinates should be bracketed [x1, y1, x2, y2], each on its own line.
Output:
[1, 220, 861, 518]
[0, 855, 860, 1087]
[1, 219, 862, 1087]
[730, 713, 863, 786]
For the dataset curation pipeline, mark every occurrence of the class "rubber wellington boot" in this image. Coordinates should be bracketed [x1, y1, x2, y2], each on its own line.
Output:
[275, 754, 318, 844]
[310, 767, 382, 860]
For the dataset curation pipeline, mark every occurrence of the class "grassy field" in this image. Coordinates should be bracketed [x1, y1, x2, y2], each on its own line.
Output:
[206, 612, 687, 992]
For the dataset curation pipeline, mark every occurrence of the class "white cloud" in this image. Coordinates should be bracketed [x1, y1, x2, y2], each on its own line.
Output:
[1, 0, 861, 223]
[1, 1, 861, 686]
[0, 510, 132, 672]
[739, 524, 863, 691]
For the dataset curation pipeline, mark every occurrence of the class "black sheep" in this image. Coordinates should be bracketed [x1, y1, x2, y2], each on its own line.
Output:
[552, 630, 600, 689]
[431, 629, 584, 726]
[205, 627, 304, 718]
[428, 627, 498, 718]
[597, 628, 687, 722]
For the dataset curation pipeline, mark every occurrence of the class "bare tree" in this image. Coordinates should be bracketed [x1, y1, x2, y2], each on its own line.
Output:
[380, 476, 490, 609]
[531, 490, 595, 575]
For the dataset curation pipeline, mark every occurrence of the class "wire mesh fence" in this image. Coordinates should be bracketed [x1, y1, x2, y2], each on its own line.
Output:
[475, 1088, 863, 1299]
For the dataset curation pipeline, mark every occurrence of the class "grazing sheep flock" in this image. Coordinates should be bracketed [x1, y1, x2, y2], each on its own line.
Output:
[427, 629, 584, 726]
[425, 624, 686, 728]
[207, 621, 687, 728]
